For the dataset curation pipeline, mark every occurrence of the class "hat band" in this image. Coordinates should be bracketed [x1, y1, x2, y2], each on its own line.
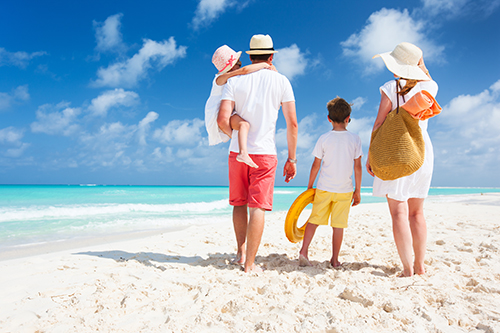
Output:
[250, 47, 275, 51]
[219, 55, 235, 72]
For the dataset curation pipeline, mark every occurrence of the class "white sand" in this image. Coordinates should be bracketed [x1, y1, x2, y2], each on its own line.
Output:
[1, 193, 499, 332]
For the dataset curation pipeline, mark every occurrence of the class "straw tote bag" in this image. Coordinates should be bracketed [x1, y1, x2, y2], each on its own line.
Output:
[369, 81, 425, 181]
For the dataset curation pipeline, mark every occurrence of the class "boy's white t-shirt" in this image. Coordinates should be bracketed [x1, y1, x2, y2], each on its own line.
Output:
[222, 69, 295, 154]
[313, 130, 363, 193]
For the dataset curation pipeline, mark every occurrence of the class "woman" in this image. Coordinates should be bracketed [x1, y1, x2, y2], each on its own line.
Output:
[366, 42, 438, 277]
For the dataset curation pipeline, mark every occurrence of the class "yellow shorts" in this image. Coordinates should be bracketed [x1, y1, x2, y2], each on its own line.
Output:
[308, 190, 353, 228]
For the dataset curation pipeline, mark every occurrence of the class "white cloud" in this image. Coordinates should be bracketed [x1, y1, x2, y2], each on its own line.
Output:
[192, 0, 236, 30]
[0, 127, 24, 144]
[93, 13, 126, 54]
[153, 118, 204, 145]
[0, 48, 47, 68]
[351, 97, 367, 111]
[137, 111, 159, 145]
[0, 127, 29, 158]
[31, 102, 81, 136]
[274, 44, 309, 81]
[88, 88, 139, 116]
[420, 0, 500, 18]
[340, 8, 444, 74]
[433, 79, 500, 177]
[0, 85, 30, 110]
[91, 37, 187, 88]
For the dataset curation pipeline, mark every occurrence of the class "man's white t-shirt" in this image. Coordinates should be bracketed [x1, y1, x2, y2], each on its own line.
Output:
[313, 130, 363, 193]
[221, 69, 295, 155]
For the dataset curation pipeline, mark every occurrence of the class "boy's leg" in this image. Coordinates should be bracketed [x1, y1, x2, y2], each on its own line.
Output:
[299, 223, 318, 266]
[230, 114, 258, 168]
[330, 227, 344, 267]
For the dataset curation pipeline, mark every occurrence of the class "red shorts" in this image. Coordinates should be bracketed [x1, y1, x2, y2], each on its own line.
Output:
[228, 152, 278, 211]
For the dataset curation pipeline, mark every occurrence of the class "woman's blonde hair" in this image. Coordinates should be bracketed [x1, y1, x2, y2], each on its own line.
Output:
[397, 78, 418, 96]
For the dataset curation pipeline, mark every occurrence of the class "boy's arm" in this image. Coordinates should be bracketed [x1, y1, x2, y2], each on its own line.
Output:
[216, 62, 270, 86]
[352, 156, 362, 206]
[307, 158, 321, 189]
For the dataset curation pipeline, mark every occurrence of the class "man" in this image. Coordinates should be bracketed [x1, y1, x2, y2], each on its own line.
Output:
[217, 34, 298, 273]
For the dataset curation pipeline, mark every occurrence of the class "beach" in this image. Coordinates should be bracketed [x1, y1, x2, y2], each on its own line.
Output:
[1, 193, 499, 332]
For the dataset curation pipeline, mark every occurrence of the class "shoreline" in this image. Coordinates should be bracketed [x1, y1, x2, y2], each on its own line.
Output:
[1, 194, 499, 332]
[1, 192, 498, 262]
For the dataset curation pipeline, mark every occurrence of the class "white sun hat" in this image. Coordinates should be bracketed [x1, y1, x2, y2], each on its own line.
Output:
[246, 34, 278, 55]
[373, 42, 429, 81]
[212, 45, 242, 74]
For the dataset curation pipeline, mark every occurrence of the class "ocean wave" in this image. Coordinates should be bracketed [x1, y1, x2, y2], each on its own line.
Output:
[0, 199, 230, 222]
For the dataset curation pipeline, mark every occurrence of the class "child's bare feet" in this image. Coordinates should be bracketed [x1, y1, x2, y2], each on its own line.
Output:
[299, 254, 313, 267]
[236, 154, 258, 168]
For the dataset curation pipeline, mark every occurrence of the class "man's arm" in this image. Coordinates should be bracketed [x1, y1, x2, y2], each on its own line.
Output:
[217, 99, 235, 137]
[282, 101, 298, 183]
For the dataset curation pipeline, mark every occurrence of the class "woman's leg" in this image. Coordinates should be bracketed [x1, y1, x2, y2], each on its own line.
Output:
[408, 198, 427, 275]
[230, 114, 258, 168]
[387, 198, 414, 276]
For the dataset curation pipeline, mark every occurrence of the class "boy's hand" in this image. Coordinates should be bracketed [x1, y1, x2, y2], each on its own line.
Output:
[351, 191, 361, 206]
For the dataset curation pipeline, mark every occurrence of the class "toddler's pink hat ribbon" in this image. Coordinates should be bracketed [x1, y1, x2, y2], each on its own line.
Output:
[402, 90, 442, 120]
[219, 55, 235, 73]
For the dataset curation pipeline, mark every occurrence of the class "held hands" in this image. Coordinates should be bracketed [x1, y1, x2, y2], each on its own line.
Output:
[283, 161, 297, 183]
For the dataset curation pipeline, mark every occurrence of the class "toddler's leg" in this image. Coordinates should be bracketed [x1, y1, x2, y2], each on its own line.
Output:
[330, 227, 344, 267]
[230, 114, 258, 168]
[299, 223, 318, 266]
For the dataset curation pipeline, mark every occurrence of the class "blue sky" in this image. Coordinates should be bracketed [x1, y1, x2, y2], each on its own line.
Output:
[1, 0, 499, 186]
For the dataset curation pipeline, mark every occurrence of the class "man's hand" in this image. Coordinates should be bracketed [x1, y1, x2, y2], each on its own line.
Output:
[283, 161, 297, 183]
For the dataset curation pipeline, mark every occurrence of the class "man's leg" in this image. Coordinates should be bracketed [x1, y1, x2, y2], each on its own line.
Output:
[232, 204, 248, 264]
[244, 207, 266, 273]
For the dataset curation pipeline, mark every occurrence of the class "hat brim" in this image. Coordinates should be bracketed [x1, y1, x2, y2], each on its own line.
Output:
[373, 52, 429, 81]
[245, 50, 278, 55]
[218, 51, 242, 74]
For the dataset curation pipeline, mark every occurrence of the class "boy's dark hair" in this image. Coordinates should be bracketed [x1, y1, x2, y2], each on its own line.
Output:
[250, 54, 272, 62]
[327, 97, 352, 123]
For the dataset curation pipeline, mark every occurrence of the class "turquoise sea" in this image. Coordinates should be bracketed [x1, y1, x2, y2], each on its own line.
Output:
[1, 185, 499, 252]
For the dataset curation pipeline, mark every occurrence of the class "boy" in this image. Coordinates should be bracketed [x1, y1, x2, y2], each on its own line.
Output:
[299, 97, 362, 268]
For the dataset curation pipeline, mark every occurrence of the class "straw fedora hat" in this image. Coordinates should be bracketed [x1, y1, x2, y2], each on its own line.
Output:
[373, 42, 429, 81]
[246, 34, 278, 55]
[212, 45, 242, 74]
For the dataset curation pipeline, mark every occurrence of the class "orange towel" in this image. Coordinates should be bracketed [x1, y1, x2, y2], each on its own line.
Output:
[401, 90, 442, 121]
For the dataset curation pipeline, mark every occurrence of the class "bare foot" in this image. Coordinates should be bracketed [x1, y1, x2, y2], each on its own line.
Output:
[414, 265, 426, 275]
[236, 154, 258, 168]
[231, 256, 245, 266]
[244, 264, 264, 273]
[330, 259, 342, 268]
[299, 254, 312, 267]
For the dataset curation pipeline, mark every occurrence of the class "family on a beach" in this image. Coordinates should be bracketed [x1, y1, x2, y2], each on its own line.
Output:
[205, 34, 438, 277]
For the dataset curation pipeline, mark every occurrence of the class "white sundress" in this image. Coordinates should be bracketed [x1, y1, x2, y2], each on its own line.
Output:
[372, 79, 439, 201]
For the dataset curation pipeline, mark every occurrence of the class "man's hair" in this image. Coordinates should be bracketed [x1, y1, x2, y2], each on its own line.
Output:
[250, 54, 272, 62]
[327, 97, 352, 123]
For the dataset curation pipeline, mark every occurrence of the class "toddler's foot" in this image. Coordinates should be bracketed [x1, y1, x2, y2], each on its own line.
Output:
[299, 254, 313, 267]
[236, 154, 258, 168]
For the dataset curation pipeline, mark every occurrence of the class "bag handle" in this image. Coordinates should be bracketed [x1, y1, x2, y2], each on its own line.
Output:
[395, 79, 406, 114]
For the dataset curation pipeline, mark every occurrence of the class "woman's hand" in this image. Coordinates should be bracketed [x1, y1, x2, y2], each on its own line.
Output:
[366, 158, 374, 177]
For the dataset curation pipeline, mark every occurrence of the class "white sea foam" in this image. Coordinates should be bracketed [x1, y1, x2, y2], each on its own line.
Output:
[0, 199, 230, 223]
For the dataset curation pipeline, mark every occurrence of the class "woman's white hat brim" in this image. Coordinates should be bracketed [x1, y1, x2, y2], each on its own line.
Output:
[373, 52, 429, 81]
[218, 51, 242, 74]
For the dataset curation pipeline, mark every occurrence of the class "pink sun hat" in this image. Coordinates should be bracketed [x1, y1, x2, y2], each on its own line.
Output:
[212, 45, 242, 74]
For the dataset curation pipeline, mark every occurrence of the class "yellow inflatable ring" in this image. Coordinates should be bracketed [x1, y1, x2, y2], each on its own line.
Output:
[284, 188, 315, 243]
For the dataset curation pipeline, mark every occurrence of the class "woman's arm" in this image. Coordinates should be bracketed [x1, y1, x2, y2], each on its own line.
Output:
[418, 57, 432, 80]
[215, 62, 270, 86]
